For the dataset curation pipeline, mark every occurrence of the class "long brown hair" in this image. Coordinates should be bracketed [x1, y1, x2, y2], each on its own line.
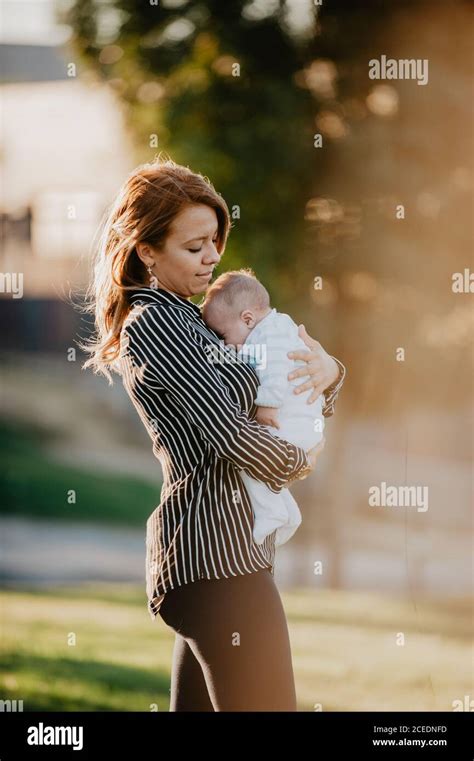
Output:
[79, 155, 231, 383]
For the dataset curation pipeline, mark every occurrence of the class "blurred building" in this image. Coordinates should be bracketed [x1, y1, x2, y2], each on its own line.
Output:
[0, 41, 134, 348]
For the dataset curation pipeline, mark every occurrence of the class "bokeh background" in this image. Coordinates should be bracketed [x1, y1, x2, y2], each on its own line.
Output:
[1, 0, 472, 712]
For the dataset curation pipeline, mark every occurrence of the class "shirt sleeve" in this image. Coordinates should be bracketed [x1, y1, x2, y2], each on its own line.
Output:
[321, 356, 346, 417]
[125, 306, 308, 493]
[252, 317, 294, 408]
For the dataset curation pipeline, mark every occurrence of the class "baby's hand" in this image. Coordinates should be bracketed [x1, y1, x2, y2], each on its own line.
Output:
[256, 406, 280, 429]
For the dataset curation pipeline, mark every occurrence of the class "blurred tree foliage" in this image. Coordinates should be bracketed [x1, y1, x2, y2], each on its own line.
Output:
[66, 0, 473, 413]
[67, 0, 327, 287]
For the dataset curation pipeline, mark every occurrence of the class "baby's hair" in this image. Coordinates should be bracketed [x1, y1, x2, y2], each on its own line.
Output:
[202, 268, 270, 319]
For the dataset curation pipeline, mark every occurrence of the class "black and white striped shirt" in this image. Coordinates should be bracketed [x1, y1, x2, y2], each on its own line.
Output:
[119, 286, 346, 621]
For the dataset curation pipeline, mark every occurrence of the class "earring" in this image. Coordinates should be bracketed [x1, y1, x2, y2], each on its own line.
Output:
[146, 264, 159, 290]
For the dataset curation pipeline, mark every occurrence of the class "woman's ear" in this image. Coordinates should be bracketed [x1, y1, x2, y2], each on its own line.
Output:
[135, 242, 146, 263]
[136, 242, 154, 268]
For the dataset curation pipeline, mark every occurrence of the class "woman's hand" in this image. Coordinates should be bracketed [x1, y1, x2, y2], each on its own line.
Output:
[306, 436, 326, 472]
[287, 325, 340, 404]
[287, 436, 326, 483]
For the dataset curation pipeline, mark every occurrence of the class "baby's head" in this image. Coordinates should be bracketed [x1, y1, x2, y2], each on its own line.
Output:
[201, 268, 271, 347]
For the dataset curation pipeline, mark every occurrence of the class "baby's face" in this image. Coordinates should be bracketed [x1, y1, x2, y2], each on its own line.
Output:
[204, 307, 254, 349]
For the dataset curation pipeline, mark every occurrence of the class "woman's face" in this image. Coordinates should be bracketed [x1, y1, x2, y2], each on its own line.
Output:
[137, 203, 222, 299]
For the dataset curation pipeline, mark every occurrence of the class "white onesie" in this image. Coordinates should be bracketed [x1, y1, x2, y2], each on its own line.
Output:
[237, 308, 325, 547]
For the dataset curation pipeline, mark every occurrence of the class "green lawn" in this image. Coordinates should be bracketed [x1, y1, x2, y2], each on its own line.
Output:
[0, 420, 160, 526]
[1, 584, 471, 712]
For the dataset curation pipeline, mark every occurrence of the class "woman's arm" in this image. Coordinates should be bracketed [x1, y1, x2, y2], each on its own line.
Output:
[126, 306, 309, 493]
[287, 324, 346, 416]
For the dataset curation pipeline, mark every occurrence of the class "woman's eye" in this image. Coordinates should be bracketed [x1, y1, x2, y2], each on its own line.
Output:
[188, 238, 218, 253]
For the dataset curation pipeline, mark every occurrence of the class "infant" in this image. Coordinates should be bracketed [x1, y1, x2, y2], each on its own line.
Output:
[201, 268, 325, 547]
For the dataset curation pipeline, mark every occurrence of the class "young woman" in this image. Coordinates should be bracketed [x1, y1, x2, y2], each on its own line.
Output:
[81, 157, 346, 711]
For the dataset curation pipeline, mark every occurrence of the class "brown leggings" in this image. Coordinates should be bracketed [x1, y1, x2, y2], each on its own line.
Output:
[158, 567, 297, 711]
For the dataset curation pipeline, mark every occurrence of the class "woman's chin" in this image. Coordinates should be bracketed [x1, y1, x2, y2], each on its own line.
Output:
[193, 281, 211, 295]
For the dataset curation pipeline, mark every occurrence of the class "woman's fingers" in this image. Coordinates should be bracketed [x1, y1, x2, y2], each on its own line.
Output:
[307, 437, 326, 468]
[287, 347, 314, 359]
[291, 379, 313, 395]
[287, 352, 322, 380]
[287, 324, 338, 400]
[307, 386, 326, 404]
[288, 332, 340, 395]
[298, 324, 320, 350]
[287, 348, 316, 363]
[287, 359, 326, 401]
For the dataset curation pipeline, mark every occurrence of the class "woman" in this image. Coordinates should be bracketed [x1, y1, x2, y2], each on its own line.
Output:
[81, 157, 346, 711]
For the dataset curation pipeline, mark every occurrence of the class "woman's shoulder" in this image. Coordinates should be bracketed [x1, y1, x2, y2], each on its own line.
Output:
[122, 302, 195, 349]
[125, 300, 184, 328]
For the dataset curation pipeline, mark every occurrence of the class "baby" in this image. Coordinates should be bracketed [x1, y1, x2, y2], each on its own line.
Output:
[201, 268, 325, 547]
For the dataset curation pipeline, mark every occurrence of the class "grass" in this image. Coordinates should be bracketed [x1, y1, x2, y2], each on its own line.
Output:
[1, 584, 172, 712]
[0, 420, 160, 526]
[1, 583, 471, 712]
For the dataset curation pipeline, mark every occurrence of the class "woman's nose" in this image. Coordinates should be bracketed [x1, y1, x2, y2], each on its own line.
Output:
[204, 243, 221, 264]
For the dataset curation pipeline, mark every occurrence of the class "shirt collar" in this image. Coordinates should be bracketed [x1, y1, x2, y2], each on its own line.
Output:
[129, 286, 203, 319]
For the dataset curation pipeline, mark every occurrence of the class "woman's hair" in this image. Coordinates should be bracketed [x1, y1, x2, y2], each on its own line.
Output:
[78, 154, 231, 383]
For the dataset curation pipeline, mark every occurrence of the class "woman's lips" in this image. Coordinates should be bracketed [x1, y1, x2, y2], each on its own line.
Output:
[197, 272, 212, 279]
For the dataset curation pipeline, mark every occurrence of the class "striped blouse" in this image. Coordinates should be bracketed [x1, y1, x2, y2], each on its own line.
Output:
[119, 285, 346, 621]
